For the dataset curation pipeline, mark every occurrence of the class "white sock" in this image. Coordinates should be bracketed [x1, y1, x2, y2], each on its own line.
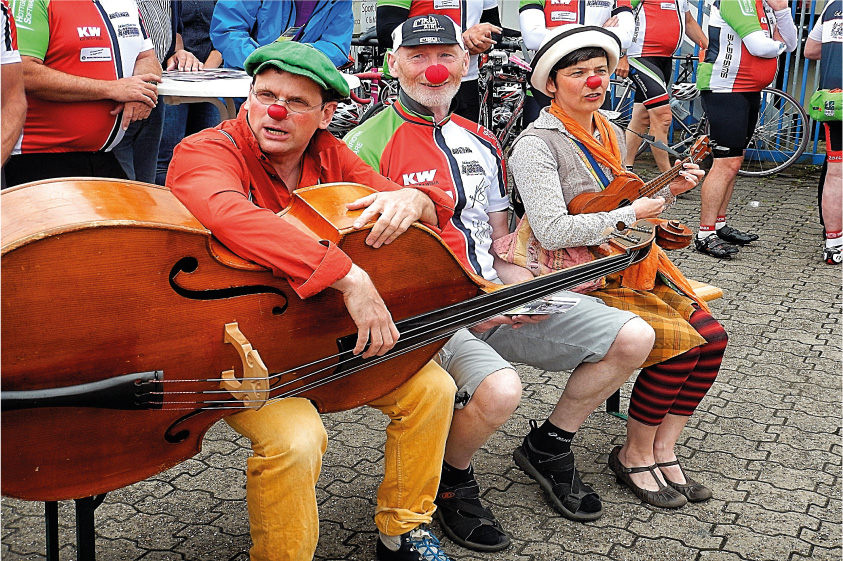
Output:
[826, 236, 843, 249]
[715, 221, 726, 230]
[697, 229, 716, 239]
[379, 532, 402, 551]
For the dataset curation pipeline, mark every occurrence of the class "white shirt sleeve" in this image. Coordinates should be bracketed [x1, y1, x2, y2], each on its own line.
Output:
[611, 10, 636, 50]
[742, 30, 786, 58]
[519, 8, 549, 51]
[808, 16, 823, 42]
[773, 8, 798, 52]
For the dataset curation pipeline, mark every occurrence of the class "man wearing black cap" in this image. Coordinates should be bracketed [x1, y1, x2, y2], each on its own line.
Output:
[168, 40, 458, 561]
[346, 14, 653, 553]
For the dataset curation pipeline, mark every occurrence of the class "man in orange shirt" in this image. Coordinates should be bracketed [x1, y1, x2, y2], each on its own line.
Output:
[168, 40, 458, 561]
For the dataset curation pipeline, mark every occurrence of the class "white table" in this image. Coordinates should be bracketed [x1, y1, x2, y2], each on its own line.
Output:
[158, 70, 362, 121]
[158, 70, 252, 121]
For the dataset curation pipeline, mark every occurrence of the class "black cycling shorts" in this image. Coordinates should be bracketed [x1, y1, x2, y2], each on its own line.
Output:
[629, 56, 673, 109]
[700, 90, 761, 158]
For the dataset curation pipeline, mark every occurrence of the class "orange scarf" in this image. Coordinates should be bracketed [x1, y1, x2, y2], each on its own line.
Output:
[548, 100, 627, 177]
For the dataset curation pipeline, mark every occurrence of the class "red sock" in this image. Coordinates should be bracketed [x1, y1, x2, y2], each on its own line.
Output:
[698, 224, 715, 238]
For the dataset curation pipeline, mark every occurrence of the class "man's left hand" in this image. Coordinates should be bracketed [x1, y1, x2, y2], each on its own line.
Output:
[111, 100, 152, 130]
[347, 189, 431, 247]
[167, 50, 203, 72]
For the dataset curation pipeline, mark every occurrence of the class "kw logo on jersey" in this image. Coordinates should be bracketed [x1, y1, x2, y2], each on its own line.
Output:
[403, 169, 437, 185]
[77, 26, 101, 38]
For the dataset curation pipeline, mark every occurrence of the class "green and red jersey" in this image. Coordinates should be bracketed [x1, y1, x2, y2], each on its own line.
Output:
[696, 0, 778, 93]
[345, 95, 508, 280]
[11, 0, 153, 153]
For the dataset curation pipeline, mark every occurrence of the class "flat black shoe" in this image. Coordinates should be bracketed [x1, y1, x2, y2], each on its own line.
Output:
[695, 235, 738, 258]
[436, 478, 510, 552]
[716, 225, 758, 245]
[656, 459, 712, 502]
[513, 427, 602, 521]
[607, 446, 687, 508]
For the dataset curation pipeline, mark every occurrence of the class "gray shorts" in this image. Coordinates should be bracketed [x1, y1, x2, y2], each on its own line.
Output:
[436, 291, 636, 409]
[478, 290, 636, 372]
[435, 329, 512, 410]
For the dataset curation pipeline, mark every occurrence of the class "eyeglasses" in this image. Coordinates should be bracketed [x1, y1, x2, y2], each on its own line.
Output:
[250, 87, 326, 114]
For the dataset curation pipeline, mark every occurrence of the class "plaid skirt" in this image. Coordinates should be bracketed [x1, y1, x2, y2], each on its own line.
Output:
[592, 273, 706, 368]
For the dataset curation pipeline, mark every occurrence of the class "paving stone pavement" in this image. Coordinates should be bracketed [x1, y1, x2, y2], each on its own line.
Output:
[2, 159, 840, 561]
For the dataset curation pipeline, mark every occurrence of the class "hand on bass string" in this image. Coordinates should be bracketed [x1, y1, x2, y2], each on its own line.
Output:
[331, 265, 399, 358]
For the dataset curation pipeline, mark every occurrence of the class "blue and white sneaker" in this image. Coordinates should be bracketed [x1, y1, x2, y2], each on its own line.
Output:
[376, 525, 452, 561]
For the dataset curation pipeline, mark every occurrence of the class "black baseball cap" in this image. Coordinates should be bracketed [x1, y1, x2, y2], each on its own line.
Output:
[391, 14, 466, 51]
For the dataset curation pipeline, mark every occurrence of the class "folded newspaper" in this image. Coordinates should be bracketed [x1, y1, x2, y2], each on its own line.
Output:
[504, 295, 581, 316]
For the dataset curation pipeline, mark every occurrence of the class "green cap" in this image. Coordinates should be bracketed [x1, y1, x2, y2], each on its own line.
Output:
[244, 41, 350, 98]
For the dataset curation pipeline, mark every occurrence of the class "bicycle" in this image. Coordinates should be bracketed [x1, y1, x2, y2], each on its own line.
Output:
[328, 33, 399, 138]
[477, 37, 532, 153]
[606, 55, 809, 177]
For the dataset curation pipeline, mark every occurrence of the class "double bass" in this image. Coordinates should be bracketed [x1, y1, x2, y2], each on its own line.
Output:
[1, 178, 655, 502]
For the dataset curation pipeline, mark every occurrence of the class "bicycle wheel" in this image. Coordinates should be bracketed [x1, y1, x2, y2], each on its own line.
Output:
[606, 77, 636, 129]
[738, 87, 809, 177]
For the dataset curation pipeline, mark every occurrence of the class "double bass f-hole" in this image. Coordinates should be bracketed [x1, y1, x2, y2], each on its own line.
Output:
[168, 257, 290, 316]
[220, 323, 269, 410]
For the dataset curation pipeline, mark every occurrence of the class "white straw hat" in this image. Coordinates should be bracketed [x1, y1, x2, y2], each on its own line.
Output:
[530, 25, 622, 97]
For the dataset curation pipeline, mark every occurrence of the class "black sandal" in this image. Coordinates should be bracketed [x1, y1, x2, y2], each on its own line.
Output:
[513, 438, 603, 521]
[435, 478, 510, 552]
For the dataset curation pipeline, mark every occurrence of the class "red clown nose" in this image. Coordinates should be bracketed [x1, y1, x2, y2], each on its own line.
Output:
[267, 104, 288, 120]
[585, 75, 603, 89]
[425, 64, 449, 84]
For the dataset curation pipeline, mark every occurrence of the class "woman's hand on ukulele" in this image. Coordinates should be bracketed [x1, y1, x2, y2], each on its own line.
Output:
[632, 196, 666, 219]
[669, 161, 705, 196]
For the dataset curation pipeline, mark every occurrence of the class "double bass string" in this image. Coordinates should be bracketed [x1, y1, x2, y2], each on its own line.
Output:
[158, 248, 640, 410]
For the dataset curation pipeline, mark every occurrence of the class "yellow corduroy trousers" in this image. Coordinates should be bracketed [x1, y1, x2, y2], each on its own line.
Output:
[225, 360, 456, 561]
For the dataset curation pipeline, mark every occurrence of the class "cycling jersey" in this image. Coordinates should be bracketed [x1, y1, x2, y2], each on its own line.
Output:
[11, 0, 153, 154]
[377, 0, 497, 80]
[618, 0, 689, 57]
[344, 93, 508, 280]
[2, 0, 20, 65]
[808, 0, 842, 91]
[520, 0, 616, 27]
[696, 0, 779, 93]
[518, 0, 634, 51]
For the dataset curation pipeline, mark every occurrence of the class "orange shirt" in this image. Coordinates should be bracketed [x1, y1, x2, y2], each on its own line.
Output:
[167, 107, 454, 299]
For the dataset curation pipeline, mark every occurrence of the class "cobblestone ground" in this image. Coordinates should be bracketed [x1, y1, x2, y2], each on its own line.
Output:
[2, 160, 840, 561]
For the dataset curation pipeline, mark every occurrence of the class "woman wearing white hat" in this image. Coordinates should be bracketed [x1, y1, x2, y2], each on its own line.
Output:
[507, 25, 726, 509]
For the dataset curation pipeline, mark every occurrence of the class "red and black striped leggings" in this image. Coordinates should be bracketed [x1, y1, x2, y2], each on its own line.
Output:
[628, 308, 728, 426]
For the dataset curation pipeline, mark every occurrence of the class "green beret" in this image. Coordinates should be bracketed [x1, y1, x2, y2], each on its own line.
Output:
[244, 41, 350, 98]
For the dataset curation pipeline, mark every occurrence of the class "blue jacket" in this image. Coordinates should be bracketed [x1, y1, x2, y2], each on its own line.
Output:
[210, 0, 353, 69]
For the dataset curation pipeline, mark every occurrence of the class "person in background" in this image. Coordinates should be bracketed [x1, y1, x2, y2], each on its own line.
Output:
[618, 0, 707, 174]
[518, 0, 634, 125]
[168, 41, 459, 561]
[210, 1, 353, 70]
[694, 0, 797, 258]
[155, 0, 222, 186]
[346, 15, 654, 551]
[113, 0, 202, 184]
[508, 25, 725, 511]
[1, 0, 26, 188]
[5, 0, 160, 187]
[804, 0, 842, 264]
[376, 0, 501, 122]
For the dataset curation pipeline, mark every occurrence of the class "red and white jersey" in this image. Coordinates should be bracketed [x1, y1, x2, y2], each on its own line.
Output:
[2, 0, 20, 65]
[619, 0, 690, 57]
[11, 0, 153, 154]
